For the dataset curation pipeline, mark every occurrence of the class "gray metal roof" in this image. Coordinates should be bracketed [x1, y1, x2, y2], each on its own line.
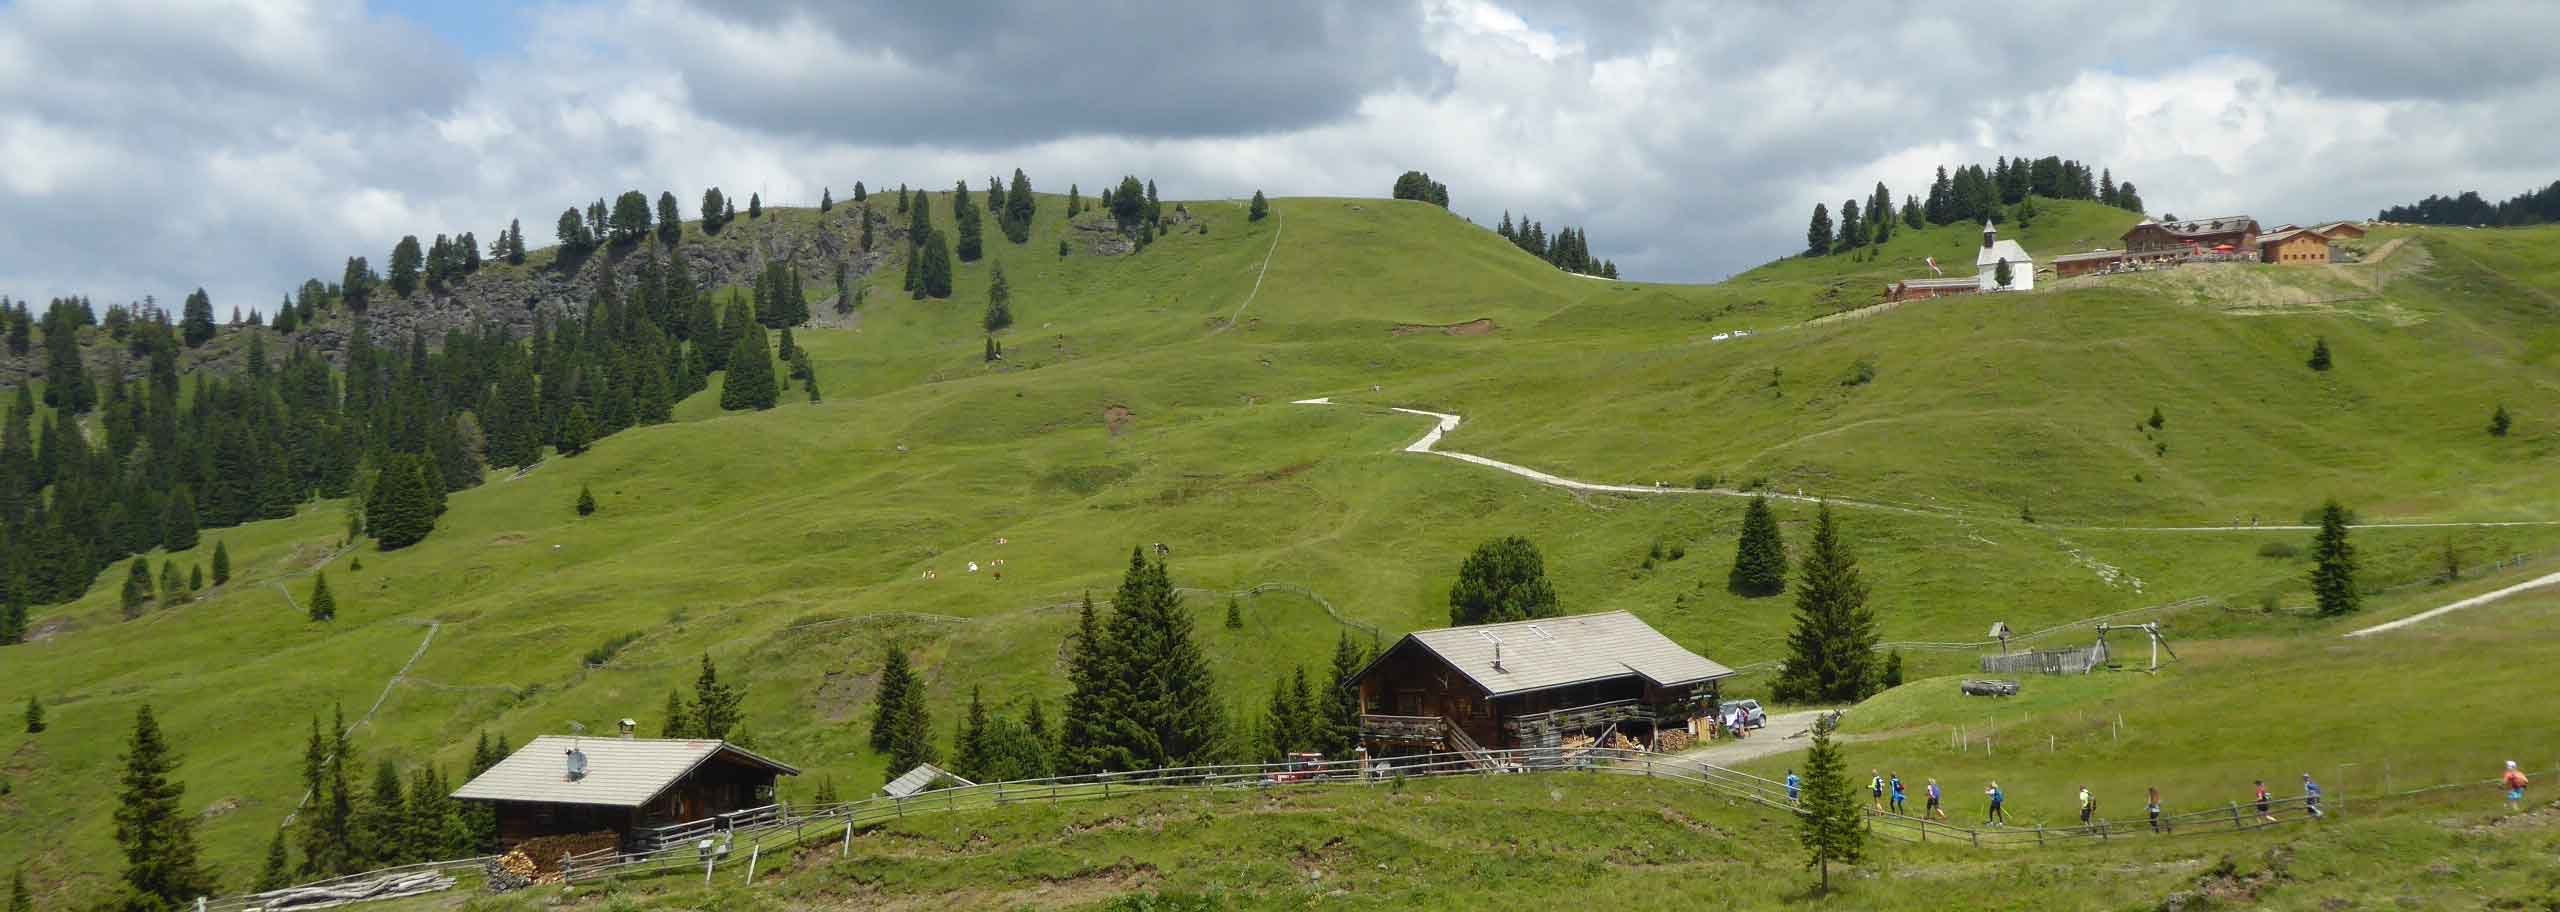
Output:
[1975, 239, 2031, 267]
[880, 763, 974, 798]
[2258, 228, 2328, 245]
[450, 736, 800, 808]
[1398, 611, 1732, 698]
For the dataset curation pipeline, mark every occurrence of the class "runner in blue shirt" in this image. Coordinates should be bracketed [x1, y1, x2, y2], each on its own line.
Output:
[1889, 774, 1907, 815]
[1785, 769, 1801, 804]
[2301, 773, 2324, 819]
[1985, 781, 2008, 826]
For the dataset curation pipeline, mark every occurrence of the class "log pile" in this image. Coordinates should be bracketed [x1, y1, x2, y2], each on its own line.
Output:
[1961, 679, 2021, 697]
[484, 852, 540, 893]
[1601, 732, 1644, 752]
[251, 871, 456, 909]
[1653, 729, 1694, 752]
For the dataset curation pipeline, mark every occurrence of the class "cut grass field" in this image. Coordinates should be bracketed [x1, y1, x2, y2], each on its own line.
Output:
[4, 194, 2557, 905]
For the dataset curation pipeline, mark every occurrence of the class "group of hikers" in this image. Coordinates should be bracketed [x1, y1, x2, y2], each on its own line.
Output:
[1770, 762, 2536, 831]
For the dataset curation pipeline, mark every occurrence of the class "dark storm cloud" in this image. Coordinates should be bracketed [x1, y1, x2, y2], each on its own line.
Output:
[668, 0, 1451, 146]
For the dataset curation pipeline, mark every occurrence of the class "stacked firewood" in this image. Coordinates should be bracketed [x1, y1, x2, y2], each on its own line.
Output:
[1654, 730, 1694, 752]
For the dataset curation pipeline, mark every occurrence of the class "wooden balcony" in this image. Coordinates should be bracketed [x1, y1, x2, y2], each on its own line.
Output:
[1359, 713, 1452, 745]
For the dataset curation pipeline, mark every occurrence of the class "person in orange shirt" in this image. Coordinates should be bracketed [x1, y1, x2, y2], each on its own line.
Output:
[2504, 761, 2531, 813]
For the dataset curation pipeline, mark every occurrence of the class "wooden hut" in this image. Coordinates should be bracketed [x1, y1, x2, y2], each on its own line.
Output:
[1350, 611, 1733, 756]
[451, 735, 799, 849]
[2258, 227, 2331, 264]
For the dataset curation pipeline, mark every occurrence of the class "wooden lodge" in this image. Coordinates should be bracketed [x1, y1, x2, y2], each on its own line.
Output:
[1349, 611, 1733, 757]
[2312, 221, 2367, 241]
[1883, 276, 1983, 303]
[2258, 227, 2331, 265]
[450, 735, 799, 849]
[2123, 215, 2262, 257]
[2050, 249, 2124, 279]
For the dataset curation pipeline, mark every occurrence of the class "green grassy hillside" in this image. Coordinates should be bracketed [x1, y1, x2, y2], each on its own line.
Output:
[4, 193, 2557, 904]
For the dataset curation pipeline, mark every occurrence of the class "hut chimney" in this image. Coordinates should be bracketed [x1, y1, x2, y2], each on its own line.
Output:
[1493, 641, 1504, 672]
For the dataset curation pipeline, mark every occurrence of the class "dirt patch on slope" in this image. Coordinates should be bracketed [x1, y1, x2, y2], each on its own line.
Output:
[1104, 405, 1136, 437]
[1391, 318, 1497, 337]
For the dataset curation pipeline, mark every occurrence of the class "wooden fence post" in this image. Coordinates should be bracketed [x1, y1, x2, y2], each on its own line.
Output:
[744, 843, 760, 885]
[2036, 825, 2045, 846]
[2229, 802, 2242, 830]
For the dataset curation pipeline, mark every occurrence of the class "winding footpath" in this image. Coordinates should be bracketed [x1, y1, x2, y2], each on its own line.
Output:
[2345, 569, 2560, 638]
[1294, 398, 2560, 535]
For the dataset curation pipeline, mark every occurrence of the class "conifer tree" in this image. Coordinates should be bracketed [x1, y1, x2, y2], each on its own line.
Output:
[258, 828, 292, 891]
[1091, 548, 1223, 770]
[9, 865, 28, 912]
[1806, 204, 1833, 256]
[895, 185, 909, 213]
[122, 558, 152, 618]
[1994, 258, 2014, 289]
[576, 485, 596, 517]
[2490, 403, 2512, 437]
[1836, 199, 1862, 251]
[692, 653, 744, 739]
[1224, 596, 1242, 630]
[860, 206, 875, 252]
[956, 182, 985, 262]
[853, 181, 866, 203]
[747, 193, 762, 219]
[870, 645, 919, 752]
[1729, 494, 1788, 596]
[661, 690, 692, 739]
[720, 325, 779, 411]
[158, 561, 184, 606]
[657, 191, 683, 244]
[2310, 499, 2360, 617]
[876, 646, 937, 772]
[1771, 504, 1880, 703]
[820, 187, 833, 212]
[1249, 190, 1269, 222]
[1322, 633, 1367, 756]
[108, 705, 215, 907]
[368, 456, 437, 549]
[1447, 536, 1558, 625]
[1003, 168, 1035, 243]
[1067, 183, 1081, 216]
[954, 686, 990, 778]
[22, 696, 40, 734]
[700, 187, 726, 232]
[163, 488, 199, 553]
[2307, 336, 2332, 371]
[1056, 593, 1107, 773]
[354, 759, 403, 867]
[1795, 726, 1863, 893]
[984, 261, 1014, 331]
[388, 235, 423, 295]
[180, 287, 217, 348]
[189, 565, 202, 591]
[920, 229, 956, 299]
[308, 572, 336, 622]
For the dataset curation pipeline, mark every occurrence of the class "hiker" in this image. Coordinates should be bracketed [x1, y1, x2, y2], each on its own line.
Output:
[2147, 786, 2166, 833]
[1926, 778, 1946, 820]
[1985, 781, 2007, 826]
[2254, 780, 2275, 823]
[2078, 786, 2096, 826]
[2302, 774, 2324, 820]
[1870, 770, 1886, 812]
[1890, 773, 1907, 815]
[2505, 761, 2531, 813]
[1786, 769, 1801, 805]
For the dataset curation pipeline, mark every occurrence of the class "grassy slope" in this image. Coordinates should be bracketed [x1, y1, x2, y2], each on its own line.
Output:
[4, 196, 2557, 901]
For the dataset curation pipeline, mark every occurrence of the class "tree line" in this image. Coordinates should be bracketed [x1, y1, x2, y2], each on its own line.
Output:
[2376, 179, 2560, 227]
[1805, 155, 2146, 257]
[1496, 213, 1616, 278]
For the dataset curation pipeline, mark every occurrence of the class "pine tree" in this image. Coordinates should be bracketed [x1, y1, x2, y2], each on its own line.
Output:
[159, 561, 184, 606]
[984, 261, 1014, 331]
[180, 287, 217, 348]
[2490, 403, 2512, 437]
[658, 191, 682, 243]
[1795, 726, 1863, 893]
[853, 181, 867, 203]
[1056, 593, 1107, 773]
[1446, 536, 1558, 625]
[1806, 204, 1833, 256]
[1067, 183, 1081, 216]
[747, 193, 762, 219]
[576, 485, 596, 517]
[388, 235, 423, 295]
[920, 229, 956, 299]
[1322, 633, 1367, 757]
[22, 696, 40, 733]
[880, 647, 938, 773]
[1090, 548, 1223, 770]
[1223, 596, 1243, 629]
[955, 182, 985, 262]
[163, 488, 199, 553]
[354, 758, 403, 867]
[2307, 336, 2333, 371]
[1004, 168, 1036, 243]
[189, 565, 202, 591]
[870, 645, 919, 752]
[257, 827, 292, 891]
[720, 325, 779, 411]
[954, 686, 990, 778]
[820, 187, 833, 212]
[122, 558, 152, 618]
[1249, 190, 1269, 222]
[369, 455, 437, 549]
[1836, 199, 1863, 252]
[1994, 257, 2014, 289]
[660, 690, 693, 739]
[700, 187, 726, 232]
[1771, 504, 1880, 703]
[308, 572, 336, 621]
[108, 705, 216, 907]
[1729, 494, 1788, 596]
[692, 653, 744, 740]
[2310, 500, 2360, 617]
[9, 865, 29, 912]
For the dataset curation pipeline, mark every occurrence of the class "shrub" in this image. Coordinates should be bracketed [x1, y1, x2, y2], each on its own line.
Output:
[2256, 541, 2301, 559]
[583, 631, 644, 668]
[1840, 358, 1876, 386]
[1692, 473, 1719, 490]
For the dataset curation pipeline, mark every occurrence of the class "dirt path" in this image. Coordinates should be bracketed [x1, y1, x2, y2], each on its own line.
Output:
[1294, 400, 2559, 534]
[1671, 710, 1837, 766]
[2344, 569, 2560, 638]
[1207, 209, 1283, 336]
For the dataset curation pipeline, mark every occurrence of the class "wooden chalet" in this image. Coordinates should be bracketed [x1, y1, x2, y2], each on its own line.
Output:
[2123, 215, 2262, 256]
[2258, 227, 2331, 264]
[450, 735, 798, 849]
[2312, 221, 2368, 241]
[1350, 611, 1733, 757]
[1883, 276, 1983, 302]
[2050, 249, 2125, 279]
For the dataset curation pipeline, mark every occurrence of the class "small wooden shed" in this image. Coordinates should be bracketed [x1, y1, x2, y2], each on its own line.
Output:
[1350, 611, 1733, 755]
[450, 736, 799, 849]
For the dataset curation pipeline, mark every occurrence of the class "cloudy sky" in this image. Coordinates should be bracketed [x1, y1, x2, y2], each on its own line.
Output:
[4, 0, 2554, 308]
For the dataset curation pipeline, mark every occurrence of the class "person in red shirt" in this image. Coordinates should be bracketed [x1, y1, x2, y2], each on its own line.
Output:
[2254, 780, 2275, 823]
[2504, 761, 2531, 813]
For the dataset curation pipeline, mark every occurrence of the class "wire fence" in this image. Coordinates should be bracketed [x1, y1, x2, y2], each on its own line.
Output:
[197, 750, 2551, 909]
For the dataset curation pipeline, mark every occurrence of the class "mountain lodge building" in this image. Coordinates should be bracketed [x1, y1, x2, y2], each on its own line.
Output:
[1350, 611, 1733, 757]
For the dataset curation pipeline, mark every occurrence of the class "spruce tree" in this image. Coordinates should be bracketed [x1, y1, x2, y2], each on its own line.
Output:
[1323, 633, 1367, 757]
[556, 401, 595, 454]
[956, 184, 985, 262]
[354, 759, 404, 867]
[1003, 168, 1035, 243]
[2310, 499, 2360, 617]
[920, 229, 956, 299]
[955, 686, 990, 778]
[1446, 536, 1558, 625]
[1729, 494, 1788, 596]
[1994, 258, 2014, 289]
[1057, 593, 1108, 773]
[720, 325, 779, 411]
[1771, 504, 1880, 703]
[984, 261, 1014, 331]
[308, 572, 336, 622]
[876, 646, 937, 772]
[1806, 204, 1833, 256]
[661, 690, 693, 738]
[1224, 596, 1243, 629]
[2307, 336, 2333, 371]
[163, 488, 199, 553]
[189, 565, 202, 591]
[820, 187, 833, 212]
[658, 191, 683, 243]
[159, 561, 184, 606]
[576, 485, 596, 516]
[122, 558, 152, 618]
[2490, 403, 2512, 437]
[747, 193, 762, 219]
[108, 705, 215, 907]
[870, 646, 918, 752]
[11, 865, 31, 912]
[692, 653, 743, 740]
[1091, 548, 1223, 770]
[1249, 190, 1269, 222]
[1795, 726, 1863, 893]
[180, 287, 217, 348]
[256, 827, 292, 891]
[22, 696, 40, 733]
